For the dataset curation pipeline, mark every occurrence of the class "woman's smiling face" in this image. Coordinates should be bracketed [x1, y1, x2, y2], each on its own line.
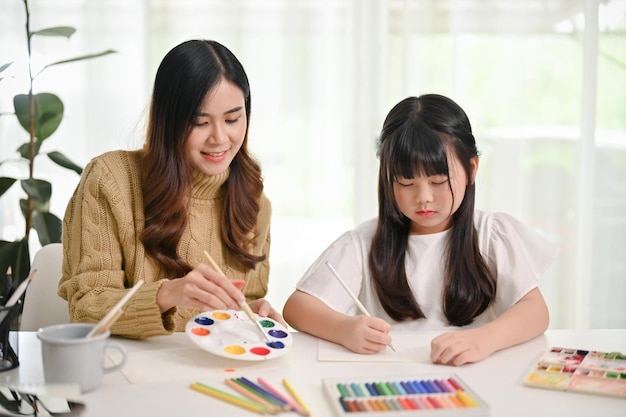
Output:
[185, 77, 247, 176]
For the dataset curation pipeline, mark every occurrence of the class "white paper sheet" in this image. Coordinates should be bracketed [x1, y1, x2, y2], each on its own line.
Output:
[317, 332, 437, 362]
[116, 347, 292, 384]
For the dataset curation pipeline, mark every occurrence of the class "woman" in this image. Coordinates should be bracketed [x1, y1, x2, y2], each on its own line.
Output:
[59, 39, 282, 338]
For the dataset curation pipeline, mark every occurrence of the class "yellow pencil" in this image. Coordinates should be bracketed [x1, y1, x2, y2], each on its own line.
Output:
[282, 379, 310, 416]
[190, 382, 272, 414]
[257, 377, 307, 416]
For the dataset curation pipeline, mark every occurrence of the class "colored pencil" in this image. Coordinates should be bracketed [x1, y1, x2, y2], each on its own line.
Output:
[203, 250, 274, 346]
[224, 378, 281, 413]
[190, 382, 271, 414]
[257, 377, 308, 416]
[236, 377, 289, 409]
[324, 261, 396, 352]
[282, 378, 310, 416]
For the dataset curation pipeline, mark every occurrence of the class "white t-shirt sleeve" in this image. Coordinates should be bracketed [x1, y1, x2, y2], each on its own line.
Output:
[295, 231, 364, 316]
[480, 211, 560, 316]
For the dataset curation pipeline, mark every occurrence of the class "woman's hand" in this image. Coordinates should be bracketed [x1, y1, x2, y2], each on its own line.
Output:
[156, 263, 245, 313]
[248, 298, 287, 327]
[338, 315, 392, 354]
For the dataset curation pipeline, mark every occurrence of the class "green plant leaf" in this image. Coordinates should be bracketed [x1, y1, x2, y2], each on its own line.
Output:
[0, 177, 17, 198]
[17, 140, 43, 159]
[47, 151, 83, 175]
[19, 198, 33, 219]
[0, 239, 30, 289]
[31, 26, 75, 38]
[41, 49, 117, 71]
[32, 210, 62, 245]
[14, 93, 64, 140]
[21, 178, 52, 204]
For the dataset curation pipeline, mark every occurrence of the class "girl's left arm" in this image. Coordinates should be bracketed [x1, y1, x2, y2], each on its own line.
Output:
[430, 287, 549, 366]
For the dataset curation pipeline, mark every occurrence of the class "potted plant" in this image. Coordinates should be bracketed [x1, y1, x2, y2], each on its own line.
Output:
[0, 0, 116, 298]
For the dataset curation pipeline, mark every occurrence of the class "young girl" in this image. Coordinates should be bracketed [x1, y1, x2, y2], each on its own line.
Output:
[283, 94, 558, 365]
[59, 40, 283, 338]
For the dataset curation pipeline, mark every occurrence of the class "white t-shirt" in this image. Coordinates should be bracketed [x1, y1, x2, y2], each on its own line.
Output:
[296, 210, 559, 331]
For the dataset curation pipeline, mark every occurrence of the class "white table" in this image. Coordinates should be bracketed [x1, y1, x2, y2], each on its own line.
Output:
[1, 329, 625, 416]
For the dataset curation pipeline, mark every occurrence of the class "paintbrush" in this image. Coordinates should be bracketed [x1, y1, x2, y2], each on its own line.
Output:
[203, 250, 275, 346]
[325, 261, 396, 352]
[86, 279, 144, 338]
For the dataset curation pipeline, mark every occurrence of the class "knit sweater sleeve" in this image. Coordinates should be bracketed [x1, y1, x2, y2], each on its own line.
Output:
[58, 151, 175, 339]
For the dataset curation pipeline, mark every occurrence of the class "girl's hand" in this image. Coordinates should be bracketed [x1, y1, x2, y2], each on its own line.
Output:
[156, 263, 245, 312]
[248, 298, 287, 327]
[338, 315, 392, 354]
[430, 327, 495, 366]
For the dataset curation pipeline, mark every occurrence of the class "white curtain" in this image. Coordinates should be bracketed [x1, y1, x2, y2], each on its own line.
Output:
[1, 0, 625, 328]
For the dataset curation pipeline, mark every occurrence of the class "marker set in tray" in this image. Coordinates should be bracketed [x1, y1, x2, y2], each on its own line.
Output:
[322, 373, 489, 416]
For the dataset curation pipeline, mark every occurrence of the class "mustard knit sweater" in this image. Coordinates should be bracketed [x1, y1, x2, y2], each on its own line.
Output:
[58, 150, 271, 339]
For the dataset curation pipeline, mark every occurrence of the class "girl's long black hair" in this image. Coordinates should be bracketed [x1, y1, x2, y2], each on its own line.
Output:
[369, 94, 496, 326]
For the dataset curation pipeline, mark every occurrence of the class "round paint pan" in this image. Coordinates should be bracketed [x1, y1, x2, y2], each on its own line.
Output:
[185, 310, 293, 361]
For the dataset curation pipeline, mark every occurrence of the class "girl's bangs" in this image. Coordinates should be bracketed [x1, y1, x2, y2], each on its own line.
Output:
[389, 122, 449, 181]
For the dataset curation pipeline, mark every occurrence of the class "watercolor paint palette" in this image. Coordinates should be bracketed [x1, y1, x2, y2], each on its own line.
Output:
[322, 374, 489, 416]
[523, 346, 626, 398]
[185, 310, 293, 361]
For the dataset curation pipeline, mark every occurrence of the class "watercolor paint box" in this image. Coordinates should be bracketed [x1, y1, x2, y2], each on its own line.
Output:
[322, 373, 489, 416]
[523, 346, 626, 398]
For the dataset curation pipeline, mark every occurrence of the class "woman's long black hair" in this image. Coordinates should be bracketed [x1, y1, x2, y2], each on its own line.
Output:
[141, 39, 265, 276]
[369, 94, 496, 326]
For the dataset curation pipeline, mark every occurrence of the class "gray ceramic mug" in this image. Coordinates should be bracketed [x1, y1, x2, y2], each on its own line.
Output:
[37, 323, 127, 393]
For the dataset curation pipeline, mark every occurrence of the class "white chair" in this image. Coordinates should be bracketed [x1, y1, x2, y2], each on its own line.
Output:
[20, 243, 70, 331]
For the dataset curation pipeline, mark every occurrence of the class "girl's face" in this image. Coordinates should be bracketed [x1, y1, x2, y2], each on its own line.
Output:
[185, 78, 247, 176]
[393, 153, 478, 235]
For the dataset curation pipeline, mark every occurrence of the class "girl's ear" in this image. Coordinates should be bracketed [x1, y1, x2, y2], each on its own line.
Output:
[469, 157, 479, 184]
